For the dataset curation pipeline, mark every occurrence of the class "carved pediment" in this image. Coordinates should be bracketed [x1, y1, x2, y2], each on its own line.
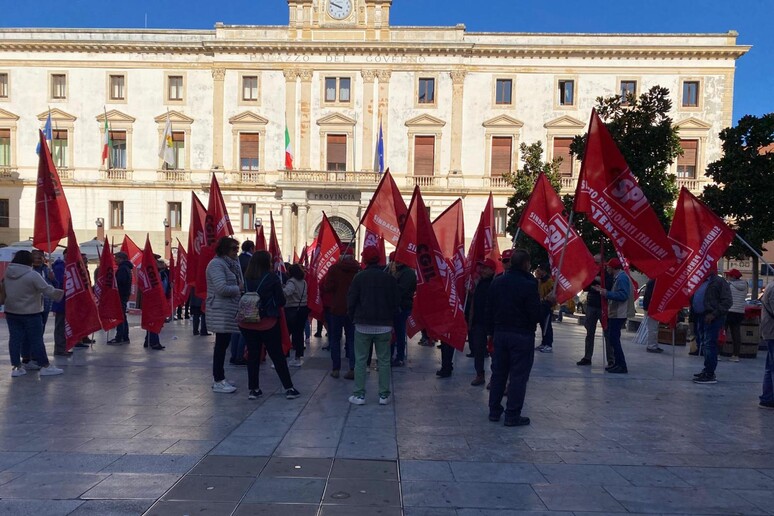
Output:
[229, 111, 269, 125]
[675, 117, 712, 130]
[405, 114, 446, 127]
[154, 110, 194, 124]
[95, 109, 136, 123]
[544, 115, 585, 129]
[316, 113, 356, 126]
[482, 115, 524, 128]
[0, 108, 19, 121]
[37, 108, 76, 122]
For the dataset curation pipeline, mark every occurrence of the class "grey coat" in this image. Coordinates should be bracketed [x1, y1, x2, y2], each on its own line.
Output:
[205, 256, 242, 334]
[761, 286, 774, 341]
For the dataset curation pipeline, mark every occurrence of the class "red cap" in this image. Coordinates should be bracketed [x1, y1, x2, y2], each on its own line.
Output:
[606, 258, 622, 269]
[500, 249, 514, 262]
[725, 268, 742, 279]
[478, 258, 497, 270]
[361, 246, 380, 264]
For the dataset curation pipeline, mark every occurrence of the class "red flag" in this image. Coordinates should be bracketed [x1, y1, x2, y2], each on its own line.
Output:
[173, 239, 189, 308]
[574, 109, 675, 278]
[432, 199, 466, 300]
[206, 173, 234, 240]
[33, 130, 71, 253]
[255, 224, 267, 251]
[599, 241, 608, 330]
[648, 188, 735, 324]
[292, 247, 300, 264]
[465, 193, 503, 290]
[360, 169, 407, 246]
[187, 193, 206, 288]
[518, 173, 597, 304]
[137, 236, 169, 334]
[120, 235, 143, 267]
[362, 229, 386, 268]
[268, 212, 286, 274]
[63, 224, 101, 350]
[307, 213, 341, 320]
[396, 187, 468, 350]
[279, 309, 293, 354]
[94, 237, 124, 331]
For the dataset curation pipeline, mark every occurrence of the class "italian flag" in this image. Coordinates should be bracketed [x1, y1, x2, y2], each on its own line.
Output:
[101, 116, 110, 166]
[284, 124, 293, 170]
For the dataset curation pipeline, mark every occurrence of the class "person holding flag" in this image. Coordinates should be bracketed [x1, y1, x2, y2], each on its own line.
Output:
[109, 252, 133, 344]
[593, 258, 636, 374]
[577, 254, 613, 367]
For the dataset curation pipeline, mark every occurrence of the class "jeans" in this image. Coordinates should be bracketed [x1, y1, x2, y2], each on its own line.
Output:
[6, 313, 50, 368]
[608, 318, 627, 369]
[213, 332, 231, 382]
[392, 309, 411, 362]
[469, 324, 488, 376]
[353, 330, 392, 398]
[304, 319, 311, 339]
[230, 332, 245, 362]
[285, 306, 310, 358]
[761, 340, 774, 403]
[116, 300, 129, 341]
[697, 315, 724, 375]
[440, 343, 455, 373]
[538, 304, 554, 347]
[329, 314, 355, 371]
[241, 324, 294, 391]
[583, 305, 612, 361]
[192, 310, 208, 334]
[147, 332, 160, 346]
[54, 310, 66, 354]
[726, 312, 744, 356]
[488, 330, 535, 420]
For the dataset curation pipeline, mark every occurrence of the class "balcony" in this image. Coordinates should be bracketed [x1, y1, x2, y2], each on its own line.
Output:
[483, 176, 511, 189]
[156, 169, 191, 182]
[0, 166, 18, 179]
[560, 176, 577, 191]
[406, 175, 442, 188]
[237, 170, 267, 184]
[57, 167, 74, 180]
[677, 177, 706, 193]
[100, 168, 133, 181]
[279, 170, 381, 184]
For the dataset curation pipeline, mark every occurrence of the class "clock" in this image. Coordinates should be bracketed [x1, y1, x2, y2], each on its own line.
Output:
[327, 0, 353, 20]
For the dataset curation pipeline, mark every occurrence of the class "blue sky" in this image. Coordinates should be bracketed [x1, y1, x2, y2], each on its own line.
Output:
[1, 0, 770, 123]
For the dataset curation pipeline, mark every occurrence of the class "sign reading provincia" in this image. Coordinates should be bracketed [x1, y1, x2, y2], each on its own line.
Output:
[307, 191, 359, 202]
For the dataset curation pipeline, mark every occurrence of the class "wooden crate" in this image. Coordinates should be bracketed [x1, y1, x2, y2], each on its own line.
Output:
[721, 318, 760, 358]
[657, 324, 687, 346]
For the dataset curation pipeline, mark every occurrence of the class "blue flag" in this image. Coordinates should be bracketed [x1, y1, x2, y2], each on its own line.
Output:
[36, 113, 52, 155]
[377, 119, 385, 174]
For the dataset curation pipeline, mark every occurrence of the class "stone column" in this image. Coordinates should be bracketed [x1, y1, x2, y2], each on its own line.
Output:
[283, 69, 299, 171]
[361, 70, 377, 171]
[297, 203, 308, 252]
[376, 70, 391, 169]
[281, 203, 293, 258]
[212, 68, 226, 170]
[299, 69, 314, 170]
[449, 69, 466, 174]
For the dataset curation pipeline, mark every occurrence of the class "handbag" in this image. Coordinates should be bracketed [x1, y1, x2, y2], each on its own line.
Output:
[236, 274, 268, 324]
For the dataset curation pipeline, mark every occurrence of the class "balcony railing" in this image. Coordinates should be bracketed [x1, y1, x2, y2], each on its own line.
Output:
[0, 166, 18, 179]
[677, 177, 705, 192]
[560, 176, 577, 191]
[279, 170, 381, 183]
[238, 170, 267, 184]
[101, 168, 133, 181]
[483, 176, 511, 189]
[157, 169, 191, 182]
[57, 167, 74, 180]
[406, 175, 441, 188]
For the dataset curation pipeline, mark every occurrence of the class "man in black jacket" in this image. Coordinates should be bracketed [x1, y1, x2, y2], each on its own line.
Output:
[468, 258, 495, 386]
[110, 252, 133, 344]
[390, 253, 416, 367]
[577, 254, 614, 366]
[347, 246, 399, 405]
[486, 249, 541, 426]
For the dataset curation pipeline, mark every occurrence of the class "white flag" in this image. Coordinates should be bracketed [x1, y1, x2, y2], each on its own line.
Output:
[158, 113, 175, 166]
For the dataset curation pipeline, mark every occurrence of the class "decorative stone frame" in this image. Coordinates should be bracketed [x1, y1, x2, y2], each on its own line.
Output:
[105, 72, 128, 105]
[674, 117, 712, 179]
[405, 114, 446, 176]
[48, 71, 69, 103]
[553, 75, 579, 110]
[491, 75, 517, 108]
[414, 73, 439, 109]
[482, 115, 523, 177]
[228, 111, 269, 172]
[237, 71, 261, 107]
[544, 115, 586, 176]
[616, 76, 640, 105]
[679, 76, 704, 112]
[0, 107, 19, 169]
[96, 110, 136, 171]
[320, 73, 356, 107]
[0, 71, 10, 102]
[37, 108, 76, 170]
[316, 112, 356, 171]
[164, 72, 187, 106]
[154, 110, 194, 170]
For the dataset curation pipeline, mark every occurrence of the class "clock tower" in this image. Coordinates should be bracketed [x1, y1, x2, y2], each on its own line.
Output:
[287, 0, 392, 38]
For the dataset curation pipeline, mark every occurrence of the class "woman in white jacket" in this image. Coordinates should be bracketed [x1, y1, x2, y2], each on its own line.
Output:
[725, 269, 748, 362]
[2, 250, 64, 377]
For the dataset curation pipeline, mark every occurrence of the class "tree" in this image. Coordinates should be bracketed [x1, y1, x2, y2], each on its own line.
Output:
[702, 113, 774, 298]
[504, 141, 562, 266]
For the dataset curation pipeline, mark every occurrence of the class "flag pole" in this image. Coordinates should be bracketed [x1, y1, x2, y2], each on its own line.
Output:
[541, 209, 576, 337]
[735, 233, 773, 276]
[104, 106, 111, 171]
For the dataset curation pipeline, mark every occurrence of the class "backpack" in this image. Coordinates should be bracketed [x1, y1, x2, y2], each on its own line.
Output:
[236, 274, 268, 324]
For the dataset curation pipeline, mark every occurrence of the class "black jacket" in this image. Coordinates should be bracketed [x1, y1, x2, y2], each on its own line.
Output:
[238, 252, 252, 275]
[245, 272, 286, 319]
[585, 271, 614, 309]
[468, 275, 493, 327]
[393, 264, 417, 311]
[116, 260, 134, 302]
[347, 264, 399, 326]
[642, 279, 655, 311]
[486, 268, 541, 335]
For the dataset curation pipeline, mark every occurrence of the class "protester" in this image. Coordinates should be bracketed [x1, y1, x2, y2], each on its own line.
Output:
[759, 282, 774, 409]
[229, 239, 255, 363]
[577, 254, 614, 366]
[323, 246, 359, 379]
[77, 253, 95, 346]
[390, 252, 416, 367]
[595, 258, 635, 374]
[690, 268, 732, 384]
[189, 288, 209, 336]
[347, 246, 399, 405]
[30, 250, 55, 332]
[3, 250, 65, 377]
[485, 248, 540, 426]
[725, 269, 748, 362]
[283, 263, 309, 367]
[534, 263, 555, 353]
[239, 250, 300, 400]
[642, 278, 664, 354]
[51, 249, 69, 356]
[238, 240, 254, 275]
[468, 258, 495, 386]
[143, 259, 168, 350]
[175, 297, 190, 320]
[206, 237, 242, 394]
[109, 251, 133, 344]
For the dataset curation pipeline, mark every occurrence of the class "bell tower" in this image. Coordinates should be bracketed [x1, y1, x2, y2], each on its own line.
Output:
[287, 0, 391, 38]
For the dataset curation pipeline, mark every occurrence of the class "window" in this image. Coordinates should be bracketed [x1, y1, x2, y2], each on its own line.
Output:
[620, 80, 637, 104]
[163, 131, 185, 170]
[326, 134, 347, 171]
[413, 135, 435, 176]
[558, 80, 574, 106]
[682, 81, 699, 108]
[418, 78, 435, 104]
[494, 208, 507, 237]
[51, 130, 68, 168]
[0, 73, 7, 98]
[553, 137, 574, 176]
[109, 201, 124, 229]
[168, 75, 183, 101]
[108, 131, 127, 169]
[324, 77, 351, 103]
[167, 202, 182, 230]
[241, 204, 255, 231]
[490, 136, 512, 176]
[109, 75, 125, 100]
[239, 133, 259, 171]
[495, 79, 512, 105]
[242, 76, 258, 101]
[0, 199, 8, 227]
[51, 74, 67, 100]
[677, 139, 698, 178]
[0, 129, 10, 166]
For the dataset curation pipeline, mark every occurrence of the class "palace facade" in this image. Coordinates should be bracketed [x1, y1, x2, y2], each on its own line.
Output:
[0, 0, 750, 257]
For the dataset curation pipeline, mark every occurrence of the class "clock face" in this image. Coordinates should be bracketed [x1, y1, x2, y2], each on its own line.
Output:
[327, 0, 353, 20]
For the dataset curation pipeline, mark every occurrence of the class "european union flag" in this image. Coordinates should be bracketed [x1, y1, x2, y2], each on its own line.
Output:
[35, 112, 52, 155]
[377, 119, 385, 174]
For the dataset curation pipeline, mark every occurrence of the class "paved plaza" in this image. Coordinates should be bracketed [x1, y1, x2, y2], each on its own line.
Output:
[0, 314, 772, 515]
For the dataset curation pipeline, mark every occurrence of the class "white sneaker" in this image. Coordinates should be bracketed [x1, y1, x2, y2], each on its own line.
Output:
[289, 358, 303, 368]
[539, 346, 553, 353]
[11, 367, 26, 378]
[224, 379, 237, 387]
[39, 366, 64, 376]
[379, 394, 392, 405]
[212, 380, 236, 393]
[348, 395, 366, 405]
[23, 362, 41, 371]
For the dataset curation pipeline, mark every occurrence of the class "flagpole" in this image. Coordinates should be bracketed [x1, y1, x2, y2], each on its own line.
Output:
[735, 233, 773, 276]
[542, 209, 576, 337]
[104, 106, 112, 171]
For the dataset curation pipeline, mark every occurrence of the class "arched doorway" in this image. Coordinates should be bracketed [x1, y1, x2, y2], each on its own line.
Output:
[314, 216, 356, 245]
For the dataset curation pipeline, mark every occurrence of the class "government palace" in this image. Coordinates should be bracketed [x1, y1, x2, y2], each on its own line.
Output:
[0, 0, 750, 259]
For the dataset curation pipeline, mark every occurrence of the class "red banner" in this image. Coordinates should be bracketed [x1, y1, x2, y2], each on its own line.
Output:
[574, 109, 675, 278]
[63, 224, 102, 350]
[307, 213, 341, 320]
[268, 212, 286, 274]
[33, 131, 72, 253]
[360, 169, 407, 246]
[432, 199, 466, 301]
[187, 193, 206, 289]
[649, 188, 735, 324]
[206, 173, 234, 240]
[396, 187, 467, 350]
[465, 193, 503, 290]
[518, 173, 597, 304]
[137, 236, 169, 334]
[255, 224, 267, 251]
[120, 234, 143, 267]
[94, 237, 124, 331]
[173, 239, 189, 309]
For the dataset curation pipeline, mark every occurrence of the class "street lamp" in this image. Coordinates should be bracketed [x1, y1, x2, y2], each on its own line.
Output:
[95, 217, 104, 241]
[163, 218, 171, 260]
[254, 217, 262, 229]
